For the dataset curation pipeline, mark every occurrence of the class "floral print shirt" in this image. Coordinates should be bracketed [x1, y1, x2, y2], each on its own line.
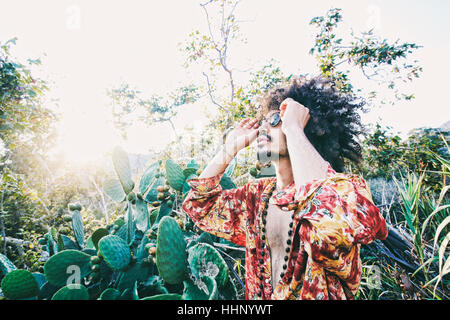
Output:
[182, 164, 388, 300]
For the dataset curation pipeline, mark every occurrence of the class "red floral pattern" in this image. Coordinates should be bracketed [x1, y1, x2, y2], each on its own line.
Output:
[182, 164, 388, 300]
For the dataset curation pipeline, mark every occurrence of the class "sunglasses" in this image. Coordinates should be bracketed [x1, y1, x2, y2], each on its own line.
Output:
[259, 112, 281, 127]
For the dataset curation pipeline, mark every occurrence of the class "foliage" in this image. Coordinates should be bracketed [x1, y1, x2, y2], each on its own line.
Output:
[0, 147, 243, 300]
[356, 123, 449, 193]
[309, 8, 422, 104]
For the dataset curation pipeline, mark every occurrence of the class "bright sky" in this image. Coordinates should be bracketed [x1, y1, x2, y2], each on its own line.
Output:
[1, 0, 449, 164]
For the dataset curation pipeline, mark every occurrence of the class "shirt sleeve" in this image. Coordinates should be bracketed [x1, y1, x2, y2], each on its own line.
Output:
[181, 173, 261, 247]
[296, 174, 388, 287]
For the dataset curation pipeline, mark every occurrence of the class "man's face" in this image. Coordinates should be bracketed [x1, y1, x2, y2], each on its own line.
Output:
[256, 110, 288, 164]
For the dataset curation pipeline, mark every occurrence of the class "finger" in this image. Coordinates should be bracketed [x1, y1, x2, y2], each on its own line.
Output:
[239, 118, 250, 126]
[246, 119, 258, 128]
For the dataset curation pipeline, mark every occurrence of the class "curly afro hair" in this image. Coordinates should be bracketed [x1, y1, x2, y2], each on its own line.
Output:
[257, 76, 366, 172]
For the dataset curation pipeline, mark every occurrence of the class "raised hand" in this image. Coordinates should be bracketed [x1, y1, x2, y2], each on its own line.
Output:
[223, 118, 260, 156]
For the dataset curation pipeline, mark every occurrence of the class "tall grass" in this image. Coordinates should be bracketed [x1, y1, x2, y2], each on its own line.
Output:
[359, 144, 449, 300]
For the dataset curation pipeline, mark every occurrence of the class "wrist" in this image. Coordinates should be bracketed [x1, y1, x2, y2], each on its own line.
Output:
[283, 125, 305, 138]
[221, 144, 237, 161]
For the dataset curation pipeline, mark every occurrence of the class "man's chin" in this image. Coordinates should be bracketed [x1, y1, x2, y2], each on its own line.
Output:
[257, 149, 279, 163]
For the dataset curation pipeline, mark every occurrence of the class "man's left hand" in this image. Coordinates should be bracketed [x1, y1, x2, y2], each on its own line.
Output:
[280, 98, 310, 135]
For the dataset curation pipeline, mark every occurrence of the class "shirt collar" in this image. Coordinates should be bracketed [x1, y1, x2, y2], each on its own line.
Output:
[265, 163, 336, 207]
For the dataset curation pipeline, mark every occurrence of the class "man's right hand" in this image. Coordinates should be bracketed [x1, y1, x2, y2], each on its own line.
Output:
[223, 118, 260, 157]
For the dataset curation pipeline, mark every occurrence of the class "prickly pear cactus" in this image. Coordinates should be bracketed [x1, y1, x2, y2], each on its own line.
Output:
[51, 284, 89, 300]
[43, 250, 91, 287]
[112, 146, 135, 195]
[1, 269, 40, 300]
[188, 243, 229, 287]
[156, 216, 187, 284]
[140, 293, 183, 300]
[91, 228, 109, 250]
[165, 159, 185, 191]
[19, 148, 244, 301]
[71, 209, 84, 248]
[98, 235, 131, 270]
[0, 253, 16, 276]
[183, 276, 218, 300]
[99, 288, 121, 300]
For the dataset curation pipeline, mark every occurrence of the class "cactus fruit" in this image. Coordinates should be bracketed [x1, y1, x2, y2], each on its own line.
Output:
[0, 269, 40, 300]
[44, 250, 91, 287]
[188, 243, 229, 287]
[156, 216, 187, 284]
[98, 235, 131, 271]
[51, 284, 89, 300]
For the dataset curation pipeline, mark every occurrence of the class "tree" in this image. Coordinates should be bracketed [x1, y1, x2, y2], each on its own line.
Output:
[309, 8, 422, 105]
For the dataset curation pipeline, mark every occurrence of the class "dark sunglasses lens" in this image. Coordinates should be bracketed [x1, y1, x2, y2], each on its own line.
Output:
[270, 113, 281, 126]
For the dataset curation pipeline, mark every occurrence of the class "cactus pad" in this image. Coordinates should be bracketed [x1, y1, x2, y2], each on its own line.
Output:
[51, 284, 89, 300]
[91, 228, 109, 250]
[165, 159, 185, 191]
[156, 216, 187, 284]
[183, 276, 218, 300]
[140, 293, 183, 300]
[99, 288, 121, 300]
[1, 269, 40, 300]
[44, 250, 91, 287]
[112, 146, 134, 195]
[71, 209, 85, 248]
[98, 235, 131, 270]
[0, 253, 16, 276]
[187, 243, 229, 287]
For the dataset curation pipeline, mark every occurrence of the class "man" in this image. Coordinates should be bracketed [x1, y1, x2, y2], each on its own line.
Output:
[182, 77, 388, 300]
